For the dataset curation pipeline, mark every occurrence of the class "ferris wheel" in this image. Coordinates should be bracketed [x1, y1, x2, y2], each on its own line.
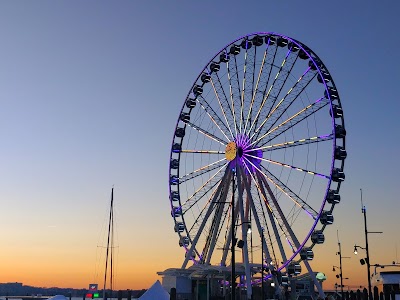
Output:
[168, 32, 346, 296]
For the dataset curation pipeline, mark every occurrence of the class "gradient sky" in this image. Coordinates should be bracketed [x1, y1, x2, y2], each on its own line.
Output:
[0, 0, 399, 292]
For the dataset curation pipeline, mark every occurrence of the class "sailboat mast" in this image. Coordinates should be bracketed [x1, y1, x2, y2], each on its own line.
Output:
[103, 188, 114, 300]
[110, 194, 114, 292]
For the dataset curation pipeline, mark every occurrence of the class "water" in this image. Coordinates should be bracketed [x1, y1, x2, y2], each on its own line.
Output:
[71, 297, 138, 300]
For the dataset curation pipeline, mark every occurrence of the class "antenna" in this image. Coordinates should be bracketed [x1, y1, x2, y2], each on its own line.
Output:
[360, 188, 365, 213]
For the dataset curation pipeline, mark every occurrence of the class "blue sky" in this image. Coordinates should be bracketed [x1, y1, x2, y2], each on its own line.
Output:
[0, 0, 399, 290]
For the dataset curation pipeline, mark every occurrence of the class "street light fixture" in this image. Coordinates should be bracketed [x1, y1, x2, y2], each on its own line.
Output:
[247, 224, 252, 234]
[354, 245, 365, 255]
[332, 265, 340, 272]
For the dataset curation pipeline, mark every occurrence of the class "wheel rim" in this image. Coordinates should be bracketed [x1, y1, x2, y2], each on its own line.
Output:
[169, 32, 346, 282]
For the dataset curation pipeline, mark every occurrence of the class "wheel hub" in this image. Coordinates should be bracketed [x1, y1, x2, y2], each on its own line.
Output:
[225, 135, 263, 172]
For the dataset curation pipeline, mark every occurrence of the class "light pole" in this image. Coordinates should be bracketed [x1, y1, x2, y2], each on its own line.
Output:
[261, 227, 265, 300]
[336, 232, 351, 297]
[356, 189, 383, 300]
[231, 169, 236, 300]
[332, 266, 340, 295]
[338, 241, 344, 297]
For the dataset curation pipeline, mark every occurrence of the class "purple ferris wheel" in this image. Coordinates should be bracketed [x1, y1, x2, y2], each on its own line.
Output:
[168, 32, 346, 297]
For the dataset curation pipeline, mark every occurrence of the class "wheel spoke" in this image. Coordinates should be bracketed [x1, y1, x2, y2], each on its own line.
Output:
[244, 153, 329, 179]
[227, 54, 242, 135]
[240, 167, 280, 264]
[181, 149, 225, 154]
[246, 40, 278, 136]
[220, 179, 242, 266]
[197, 95, 233, 141]
[235, 166, 253, 289]
[182, 168, 232, 268]
[202, 170, 232, 264]
[240, 164, 275, 267]
[247, 46, 298, 138]
[181, 165, 226, 214]
[185, 121, 227, 145]
[251, 66, 317, 141]
[254, 97, 330, 147]
[207, 73, 236, 140]
[244, 43, 269, 133]
[249, 134, 334, 152]
[239, 49, 247, 132]
[187, 186, 220, 261]
[243, 156, 318, 219]
[204, 193, 231, 264]
[253, 171, 289, 265]
[240, 44, 256, 134]
[257, 173, 305, 251]
[179, 159, 228, 184]
[242, 161, 297, 281]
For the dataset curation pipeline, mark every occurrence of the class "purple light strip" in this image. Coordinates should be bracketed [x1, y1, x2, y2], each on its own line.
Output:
[320, 134, 330, 138]
[236, 134, 252, 150]
[286, 237, 295, 251]
[243, 138, 252, 150]
[236, 134, 243, 147]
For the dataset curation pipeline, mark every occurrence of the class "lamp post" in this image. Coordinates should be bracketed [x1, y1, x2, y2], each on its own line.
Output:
[261, 227, 265, 300]
[356, 189, 383, 300]
[338, 241, 344, 297]
[336, 232, 351, 298]
[231, 169, 236, 300]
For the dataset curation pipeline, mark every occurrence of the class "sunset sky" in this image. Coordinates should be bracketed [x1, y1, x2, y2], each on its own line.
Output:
[0, 0, 399, 292]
